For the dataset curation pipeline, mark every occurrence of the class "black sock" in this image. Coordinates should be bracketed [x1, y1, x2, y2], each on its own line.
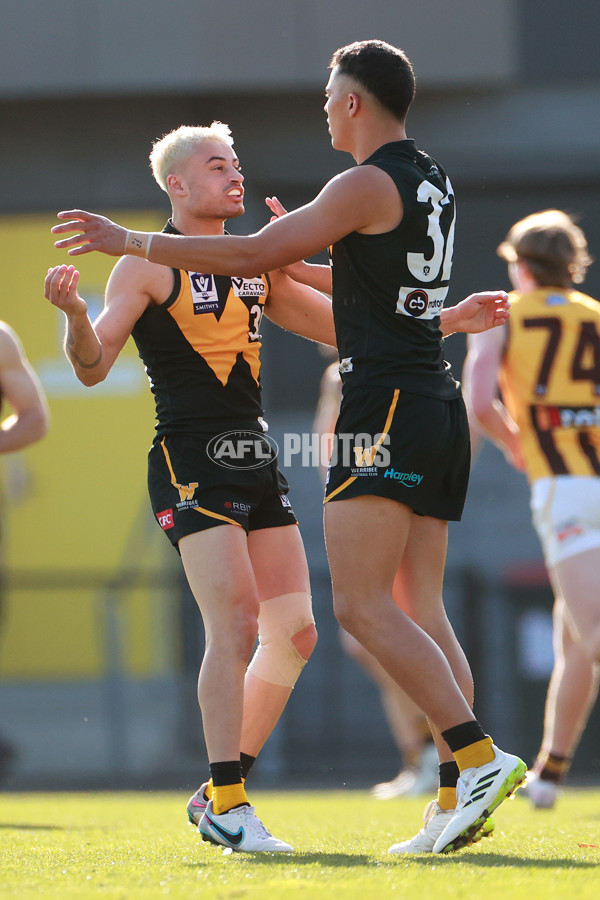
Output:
[441, 721, 487, 753]
[240, 752, 257, 781]
[439, 760, 460, 788]
[209, 759, 242, 786]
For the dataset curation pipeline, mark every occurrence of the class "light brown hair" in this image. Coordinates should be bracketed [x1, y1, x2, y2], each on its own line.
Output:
[497, 209, 592, 287]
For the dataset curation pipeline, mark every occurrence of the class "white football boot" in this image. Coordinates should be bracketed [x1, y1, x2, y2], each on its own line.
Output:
[521, 770, 559, 809]
[198, 800, 293, 852]
[432, 745, 526, 853]
[186, 783, 209, 826]
[388, 799, 495, 854]
[388, 800, 454, 854]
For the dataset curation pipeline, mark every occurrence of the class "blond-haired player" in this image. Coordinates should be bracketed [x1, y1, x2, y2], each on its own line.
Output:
[45, 122, 339, 852]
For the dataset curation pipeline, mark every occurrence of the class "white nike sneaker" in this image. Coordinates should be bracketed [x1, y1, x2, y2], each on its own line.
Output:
[388, 800, 454, 853]
[388, 800, 495, 854]
[522, 770, 559, 809]
[186, 783, 209, 826]
[198, 800, 293, 852]
[432, 745, 526, 854]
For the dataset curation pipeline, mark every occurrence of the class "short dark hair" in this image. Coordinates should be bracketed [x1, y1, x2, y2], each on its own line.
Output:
[330, 39, 415, 121]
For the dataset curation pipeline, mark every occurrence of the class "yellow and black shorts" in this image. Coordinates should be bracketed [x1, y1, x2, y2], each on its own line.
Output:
[148, 432, 297, 547]
[324, 386, 470, 522]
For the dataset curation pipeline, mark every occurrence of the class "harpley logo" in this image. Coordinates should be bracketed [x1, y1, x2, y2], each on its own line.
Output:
[383, 468, 423, 486]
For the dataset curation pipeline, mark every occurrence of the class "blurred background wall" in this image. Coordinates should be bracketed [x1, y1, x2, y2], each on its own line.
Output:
[1, 0, 600, 789]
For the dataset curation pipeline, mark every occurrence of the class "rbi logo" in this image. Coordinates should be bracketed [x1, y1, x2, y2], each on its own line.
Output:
[404, 290, 428, 317]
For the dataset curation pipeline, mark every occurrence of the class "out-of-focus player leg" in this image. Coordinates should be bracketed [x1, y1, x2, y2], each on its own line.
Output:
[524, 591, 600, 809]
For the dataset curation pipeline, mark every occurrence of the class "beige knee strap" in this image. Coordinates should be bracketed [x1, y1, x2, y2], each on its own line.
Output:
[246, 592, 314, 687]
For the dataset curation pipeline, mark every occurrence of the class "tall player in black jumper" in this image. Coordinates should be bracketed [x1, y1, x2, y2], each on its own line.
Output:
[51, 40, 524, 854]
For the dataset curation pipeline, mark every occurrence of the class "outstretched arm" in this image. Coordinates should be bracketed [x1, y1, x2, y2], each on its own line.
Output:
[51, 166, 398, 274]
[0, 323, 49, 453]
[441, 291, 510, 337]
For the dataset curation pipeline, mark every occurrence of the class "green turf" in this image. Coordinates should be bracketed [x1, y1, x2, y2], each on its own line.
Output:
[0, 788, 599, 899]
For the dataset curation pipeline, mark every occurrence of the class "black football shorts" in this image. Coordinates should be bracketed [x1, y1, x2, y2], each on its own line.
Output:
[324, 386, 470, 522]
[148, 432, 297, 547]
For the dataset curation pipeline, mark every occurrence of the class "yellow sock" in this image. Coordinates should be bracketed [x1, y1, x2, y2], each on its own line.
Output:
[212, 782, 248, 815]
[437, 786, 457, 810]
[453, 736, 494, 772]
[203, 775, 244, 800]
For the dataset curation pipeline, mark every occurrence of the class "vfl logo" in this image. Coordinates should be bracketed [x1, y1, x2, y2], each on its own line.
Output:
[189, 273, 219, 314]
[207, 430, 279, 470]
[403, 289, 428, 317]
[175, 482, 198, 503]
[157, 509, 174, 530]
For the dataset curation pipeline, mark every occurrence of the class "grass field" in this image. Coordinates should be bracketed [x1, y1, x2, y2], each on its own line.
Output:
[1, 788, 599, 899]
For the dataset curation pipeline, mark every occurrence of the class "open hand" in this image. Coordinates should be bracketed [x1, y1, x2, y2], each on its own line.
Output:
[456, 291, 510, 333]
[52, 210, 127, 257]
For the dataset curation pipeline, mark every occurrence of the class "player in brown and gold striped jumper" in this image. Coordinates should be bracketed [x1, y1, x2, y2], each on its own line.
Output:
[465, 210, 600, 809]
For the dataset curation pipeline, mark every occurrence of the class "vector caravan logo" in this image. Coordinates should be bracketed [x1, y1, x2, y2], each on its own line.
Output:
[207, 430, 279, 469]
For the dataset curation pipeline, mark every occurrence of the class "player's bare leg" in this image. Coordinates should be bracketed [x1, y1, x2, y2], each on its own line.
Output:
[180, 525, 259, 764]
[325, 495, 525, 853]
[324, 495, 473, 730]
[550, 549, 600, 662]
[242, 524, 316, 754]
[525, 591, 600, 808]
[181, 524, 294, 851]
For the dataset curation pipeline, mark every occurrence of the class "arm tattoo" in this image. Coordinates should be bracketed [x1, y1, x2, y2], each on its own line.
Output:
[66, 328, 103, 370]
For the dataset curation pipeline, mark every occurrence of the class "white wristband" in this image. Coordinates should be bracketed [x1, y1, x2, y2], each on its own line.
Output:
[123, 230, 153, 258]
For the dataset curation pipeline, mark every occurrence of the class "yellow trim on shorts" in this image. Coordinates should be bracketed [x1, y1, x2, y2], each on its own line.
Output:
[160, 437, 178, 482]
[324, 475, 357, 503]
[324, 389, 400, 504]
[160, 438, 242, 529]
[192, 505, 243, 527]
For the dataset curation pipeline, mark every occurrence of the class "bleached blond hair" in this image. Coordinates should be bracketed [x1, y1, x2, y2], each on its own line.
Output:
[149, 122, 234, 193]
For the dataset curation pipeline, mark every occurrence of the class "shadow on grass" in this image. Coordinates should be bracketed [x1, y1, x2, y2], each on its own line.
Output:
[0, 823, 66, 831]
[184, 852, 373, 868]
[252, 853, 372, 867]
[401, 852, 599, 869]
[185, 848, 599, 870]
